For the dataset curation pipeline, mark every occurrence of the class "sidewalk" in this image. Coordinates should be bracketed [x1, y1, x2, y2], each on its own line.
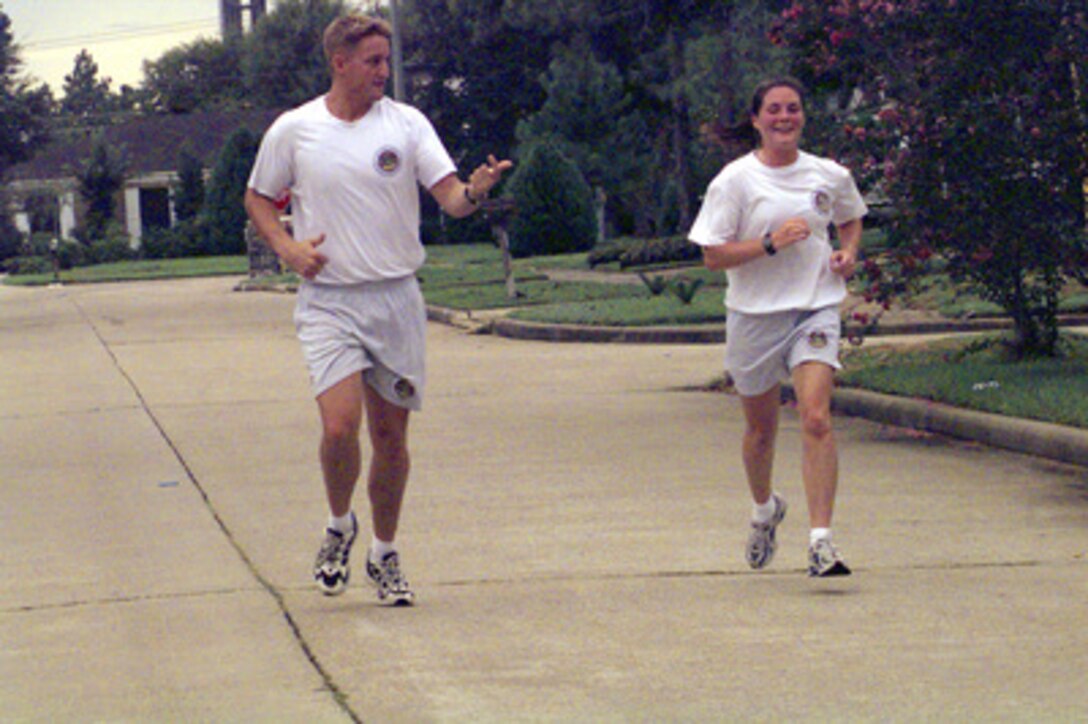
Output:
[2, 276, 1086, 721]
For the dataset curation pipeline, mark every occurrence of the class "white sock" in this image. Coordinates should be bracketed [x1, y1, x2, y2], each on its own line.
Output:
[370, 536, 395, 562]
[328, 511, 355, 535]
[810, 527, 832, 545]
[752, 495, 778, 523]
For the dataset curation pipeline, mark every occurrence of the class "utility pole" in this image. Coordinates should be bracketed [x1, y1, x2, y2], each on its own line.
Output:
[389, 0, 405, 101]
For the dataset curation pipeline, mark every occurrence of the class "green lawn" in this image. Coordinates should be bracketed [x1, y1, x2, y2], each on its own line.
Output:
[840, 334, 1088, 428]
[6, 243, 1086, 429]
[3, 256, 249, 286]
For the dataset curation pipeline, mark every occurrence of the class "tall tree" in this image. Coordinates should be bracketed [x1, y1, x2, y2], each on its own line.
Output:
[173, 146, 205, 222]
[76, 134, 126, 242]
[775, 0, 1088, 357]
[60, 49, 116, 120]
[0, 9, 52, 179]
[241, 0, 353, 109]
[142, 38, 245, 113]
[516, 38, 648, 238]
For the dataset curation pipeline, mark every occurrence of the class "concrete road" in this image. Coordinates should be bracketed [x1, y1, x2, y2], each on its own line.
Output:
[1, 277, 1086, 722]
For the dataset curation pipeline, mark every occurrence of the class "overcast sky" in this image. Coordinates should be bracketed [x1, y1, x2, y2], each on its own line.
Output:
[6, 0, 236, 93]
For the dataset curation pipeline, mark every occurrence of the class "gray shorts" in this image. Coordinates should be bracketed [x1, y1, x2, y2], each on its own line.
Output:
[294, 277, 426, 410]
[724, 306, 842, 397]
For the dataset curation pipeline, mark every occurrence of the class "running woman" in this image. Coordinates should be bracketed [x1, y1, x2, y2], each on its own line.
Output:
[688, 77, 867, 577]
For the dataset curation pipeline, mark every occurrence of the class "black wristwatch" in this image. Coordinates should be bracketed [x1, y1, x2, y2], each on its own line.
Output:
[762, 233, 777, 256]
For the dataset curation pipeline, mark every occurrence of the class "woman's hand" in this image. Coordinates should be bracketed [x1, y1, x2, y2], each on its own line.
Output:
[829, 248, 857, 278]
[770, 217, 810, 251]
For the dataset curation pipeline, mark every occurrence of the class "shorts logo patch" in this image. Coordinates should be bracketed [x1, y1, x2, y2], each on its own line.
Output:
[811, 189, 832, 216]
[808, 330, 829, 349]
[393, 377, 415, 400]
[375, 147, 402, 176]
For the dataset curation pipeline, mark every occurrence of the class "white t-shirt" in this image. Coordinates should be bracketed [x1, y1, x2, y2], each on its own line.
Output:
[248, 96, 457, 285]
[688, 151, 868, 314]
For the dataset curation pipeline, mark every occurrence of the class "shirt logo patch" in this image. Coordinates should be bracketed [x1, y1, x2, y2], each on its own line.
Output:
[393, 377, 416, 400]
[811, 189, 832, 216]
[375, 147, 402, 176]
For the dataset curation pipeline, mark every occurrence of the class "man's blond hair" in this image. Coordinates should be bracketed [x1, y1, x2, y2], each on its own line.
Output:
[322, 14, 392, 66]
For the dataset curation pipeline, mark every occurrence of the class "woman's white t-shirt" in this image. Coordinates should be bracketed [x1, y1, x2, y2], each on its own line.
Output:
[248, 96, 457, 285]
[688, 150, 868, 314]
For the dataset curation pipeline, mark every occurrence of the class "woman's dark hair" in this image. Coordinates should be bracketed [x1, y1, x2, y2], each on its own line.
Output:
[710, 76, 807, 151]
[749, 76, 806, 118]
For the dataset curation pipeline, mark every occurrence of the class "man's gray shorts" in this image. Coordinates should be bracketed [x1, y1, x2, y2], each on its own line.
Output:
[294, 277, 426, 410]
[724, 306, 842, 397]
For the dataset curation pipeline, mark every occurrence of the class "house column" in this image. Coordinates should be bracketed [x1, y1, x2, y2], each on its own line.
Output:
[59, 192, 76, 240]
[124, 186, 142, 248]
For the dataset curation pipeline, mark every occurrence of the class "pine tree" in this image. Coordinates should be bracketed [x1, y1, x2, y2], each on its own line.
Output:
[173, 147, 205, 222]
[60, 50, 115, 120]
[203, 127, 258, 255]
[506, 141, 596, 259]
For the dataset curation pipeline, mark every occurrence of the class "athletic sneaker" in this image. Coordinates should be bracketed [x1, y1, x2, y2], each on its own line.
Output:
[313, 513, 358, 596]
[808, 538, 852, 577]
[746, 493, 787, 569]
[366, 550, 415, 606]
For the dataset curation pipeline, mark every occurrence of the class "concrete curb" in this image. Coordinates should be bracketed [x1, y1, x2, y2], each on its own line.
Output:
[830, 388, 1088, 468]
[485, 313, 1088, 345]
[428, 305, 1088, 468]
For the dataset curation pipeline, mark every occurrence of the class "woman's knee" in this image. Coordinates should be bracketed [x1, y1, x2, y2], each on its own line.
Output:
[798, 405, 833, 439]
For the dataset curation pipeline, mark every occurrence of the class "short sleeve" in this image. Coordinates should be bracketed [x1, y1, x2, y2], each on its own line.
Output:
[689, 177, 744, 247]
[830, 166, 868, 226]
[247, 113, 294, 199]
[410, 110, 457, 189]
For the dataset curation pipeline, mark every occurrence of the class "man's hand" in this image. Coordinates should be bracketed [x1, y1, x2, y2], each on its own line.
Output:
[283, 234, 327, 280]
[466, 154, 514, 200]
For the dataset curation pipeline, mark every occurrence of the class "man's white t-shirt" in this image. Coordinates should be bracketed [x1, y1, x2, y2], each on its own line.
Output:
[689, 151, 868, 314]
[248, 96, 457, 285]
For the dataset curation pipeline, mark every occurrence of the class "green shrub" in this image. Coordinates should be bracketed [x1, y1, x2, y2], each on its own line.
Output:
[507, 141, 597, 259]
[7, 255, 54, 275]
[88, 221, 136, 264]
[587, 240, 629, 268]
[56, 240, 89, 269]
[141, 219, 210, 259]
[670, 276, 705, 304]
[618, 235, 701, 268]
[638, 271, 669, 296]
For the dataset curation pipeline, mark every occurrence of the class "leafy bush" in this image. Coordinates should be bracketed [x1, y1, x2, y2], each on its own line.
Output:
[57, 240, 89, 269]
[586, 240, 630, 268]
[638, 271, 669, 296]
[0, 214, 21, 261]
[618, 235, 701, 268]
[88, 222, 136, 264]
[670, 276, 705, 304]
[507, 141, 597, 259]
[6, 255, 54, 275]
[140, 219, 210, 259]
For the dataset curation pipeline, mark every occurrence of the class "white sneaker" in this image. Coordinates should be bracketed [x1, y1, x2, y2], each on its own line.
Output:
[746, 494, 787, 570]
[313, 513, 358, 596]
[808, 538, 852, 577]
[366, 550, 415, 606]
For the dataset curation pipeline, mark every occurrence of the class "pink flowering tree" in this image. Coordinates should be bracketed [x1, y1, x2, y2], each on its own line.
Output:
[773, 0, 1088, 357]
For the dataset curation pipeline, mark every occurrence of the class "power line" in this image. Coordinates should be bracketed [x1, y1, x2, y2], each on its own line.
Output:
[22, 18, 220, 52]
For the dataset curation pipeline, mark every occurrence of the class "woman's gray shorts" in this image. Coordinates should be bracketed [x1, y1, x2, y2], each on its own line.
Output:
[724, 306, 842, 397]
[294, 276, 426, 410]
